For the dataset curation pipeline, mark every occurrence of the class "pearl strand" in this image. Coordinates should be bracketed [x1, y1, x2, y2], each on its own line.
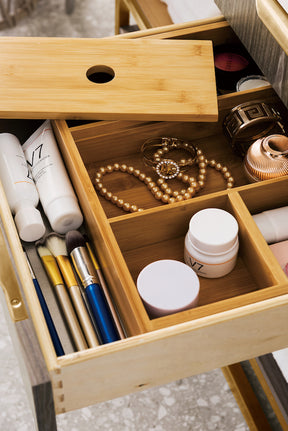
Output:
[93, 149, 234, 213]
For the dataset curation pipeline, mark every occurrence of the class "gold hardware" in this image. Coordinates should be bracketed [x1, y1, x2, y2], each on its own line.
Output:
[0, 180, 28, 322]
[0, 224, 29, 322]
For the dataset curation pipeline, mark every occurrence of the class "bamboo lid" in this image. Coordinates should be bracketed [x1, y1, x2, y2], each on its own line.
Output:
[0, 37, 218, 122]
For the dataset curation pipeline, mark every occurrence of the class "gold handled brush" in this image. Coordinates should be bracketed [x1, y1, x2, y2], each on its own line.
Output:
[36, 241, 88, 351]
[45, 233, 100, 348]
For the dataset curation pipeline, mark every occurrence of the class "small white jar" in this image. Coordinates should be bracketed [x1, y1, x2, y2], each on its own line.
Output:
[184, 208, 239, 278]
[137, 259, 200, 318]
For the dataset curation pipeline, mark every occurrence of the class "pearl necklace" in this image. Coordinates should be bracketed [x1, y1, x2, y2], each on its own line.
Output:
[93, 147, 235, 213]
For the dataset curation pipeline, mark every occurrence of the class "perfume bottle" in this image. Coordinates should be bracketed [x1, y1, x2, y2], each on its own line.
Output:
[244, 134, 288, 182]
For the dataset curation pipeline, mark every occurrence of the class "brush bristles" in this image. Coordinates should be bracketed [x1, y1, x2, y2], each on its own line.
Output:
[66, 230, 86, 254]
[46, 233, 67, 257]
[36, 243, 52, 258]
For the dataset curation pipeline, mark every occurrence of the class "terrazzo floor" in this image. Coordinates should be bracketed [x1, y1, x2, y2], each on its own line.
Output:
[0, 292, 248, 431]
[0, 1, 250, 430]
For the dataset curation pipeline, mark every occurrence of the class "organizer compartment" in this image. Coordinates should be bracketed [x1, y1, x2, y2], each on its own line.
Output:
[110, 190, 287, 327]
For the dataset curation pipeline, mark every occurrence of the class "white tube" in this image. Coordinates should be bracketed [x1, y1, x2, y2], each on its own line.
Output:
[0, 133, 45, 242]
[23, 120, 83, 234]
[253, 206, 288, 243]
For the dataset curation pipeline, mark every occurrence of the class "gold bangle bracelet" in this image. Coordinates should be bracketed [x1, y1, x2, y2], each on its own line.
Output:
[223, 101, 285, 157]
[141, 137, 197, 166]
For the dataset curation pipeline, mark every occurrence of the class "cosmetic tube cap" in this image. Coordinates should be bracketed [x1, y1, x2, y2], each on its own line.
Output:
[45, 196, 83, 234]
[137, 259, 200, 318]
[14, 206, 46, 242]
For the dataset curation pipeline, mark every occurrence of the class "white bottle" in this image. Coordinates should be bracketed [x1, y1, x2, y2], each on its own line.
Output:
[184, 208, 239, 278]
[0, 133, 45, 242]
[22, 120, 83, 234]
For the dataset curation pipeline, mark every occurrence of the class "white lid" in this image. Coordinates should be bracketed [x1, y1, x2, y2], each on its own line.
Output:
[236, 75, 270, 91]
[14, 206, 46, 242]
[137, 259, 200, 318]
[188, 208, 239, 254]
[45, 196, 83, 234]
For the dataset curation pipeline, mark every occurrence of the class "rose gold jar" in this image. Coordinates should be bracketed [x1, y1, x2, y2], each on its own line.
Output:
[244, 134, 288, 182]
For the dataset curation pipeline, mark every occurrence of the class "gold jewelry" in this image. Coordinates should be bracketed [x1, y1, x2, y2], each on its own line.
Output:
[141, 137, 197, 179]
[223, 101, 285, 157]
[142, 137, 234, 189]
[93, 148, 235, 213]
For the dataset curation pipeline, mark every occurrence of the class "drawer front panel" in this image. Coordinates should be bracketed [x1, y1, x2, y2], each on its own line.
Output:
[55, 295, 288, 413]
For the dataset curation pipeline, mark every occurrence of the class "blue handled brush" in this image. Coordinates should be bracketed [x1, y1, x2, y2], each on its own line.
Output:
[65, 230, 120, 344]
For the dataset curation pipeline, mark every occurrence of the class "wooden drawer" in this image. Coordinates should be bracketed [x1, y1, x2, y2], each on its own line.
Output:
[1, 19, 288, 429]
[215, 0, 288, 109]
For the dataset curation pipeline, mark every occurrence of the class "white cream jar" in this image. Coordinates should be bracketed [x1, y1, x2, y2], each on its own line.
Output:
[184, 208, 239, 278]
[137, 259, 200, 317]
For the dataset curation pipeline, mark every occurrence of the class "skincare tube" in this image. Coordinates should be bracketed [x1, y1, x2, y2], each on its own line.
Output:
[253, 206, 288, 244]
[23, 120, 83, 234]
[0, 133, 45, 242]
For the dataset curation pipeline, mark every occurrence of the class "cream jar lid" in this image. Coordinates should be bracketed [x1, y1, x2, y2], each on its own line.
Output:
[188, 208, 239, 254]
[137, 259, 200, 318]
[236, 75, 270, 91]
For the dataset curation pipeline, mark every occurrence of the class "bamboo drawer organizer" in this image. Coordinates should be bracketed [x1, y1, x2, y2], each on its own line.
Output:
[54, 107, 288, 333]
[0, 17, 288, 431]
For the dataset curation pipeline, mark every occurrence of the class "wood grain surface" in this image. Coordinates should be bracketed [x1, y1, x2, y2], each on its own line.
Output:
[0, 37, 218, 122]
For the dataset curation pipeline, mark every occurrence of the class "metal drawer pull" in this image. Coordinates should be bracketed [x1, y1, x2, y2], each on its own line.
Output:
[0, 218, 28, 322]
[256, 0, 288, 56]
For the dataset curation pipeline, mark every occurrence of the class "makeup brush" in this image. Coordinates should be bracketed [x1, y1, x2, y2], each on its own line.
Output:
[45, 233, 100, 348]
[36, 241, 88, 351]
[84, 235, 125, 339]
[25, 251, 65, 357]
[66, 230, 120, 344]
